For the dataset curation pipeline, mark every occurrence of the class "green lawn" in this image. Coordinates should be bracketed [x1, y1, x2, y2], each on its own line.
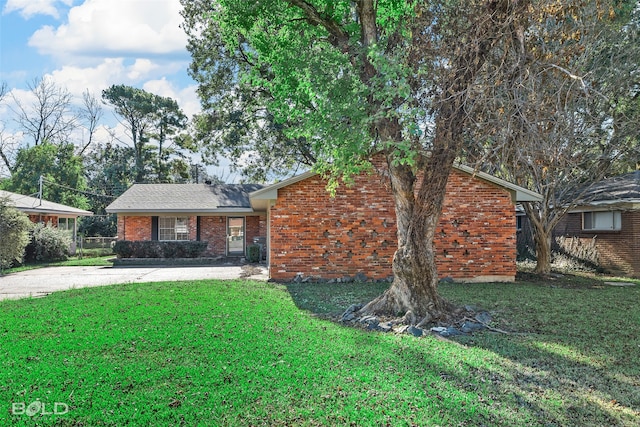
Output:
[1, 275, 638, 426]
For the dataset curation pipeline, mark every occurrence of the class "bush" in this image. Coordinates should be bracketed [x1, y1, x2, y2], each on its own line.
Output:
[0, 198, 32, 269]
[113, 241, 209, 258]
[78, 214, 117, 237]
[25, 223, 72, 263]
[246, 244, 261, 263]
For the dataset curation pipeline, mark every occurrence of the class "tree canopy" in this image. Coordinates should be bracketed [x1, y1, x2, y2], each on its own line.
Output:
[183, 0, 532, 321]
[465, 1, 640, 273]
[1, 142, 89, 210]
[102, 84, 191, 183]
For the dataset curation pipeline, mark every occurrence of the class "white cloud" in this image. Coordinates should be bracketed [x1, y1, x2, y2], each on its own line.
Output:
[28, 0, 187, 58]
[46, 58, 129, 98]
[3, 0, 73, 19]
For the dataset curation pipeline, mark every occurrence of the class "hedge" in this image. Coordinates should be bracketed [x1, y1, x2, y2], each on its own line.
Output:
[113, 241, 208, 258]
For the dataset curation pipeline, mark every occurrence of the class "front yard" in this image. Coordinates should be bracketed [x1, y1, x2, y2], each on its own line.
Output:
[0, 274, 638, 426]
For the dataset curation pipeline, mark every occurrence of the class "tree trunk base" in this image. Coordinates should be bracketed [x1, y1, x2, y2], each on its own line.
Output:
[357, 287, 457, 326]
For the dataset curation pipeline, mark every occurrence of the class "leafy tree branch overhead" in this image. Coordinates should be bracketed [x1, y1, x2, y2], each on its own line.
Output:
[182, 0, 532, 322]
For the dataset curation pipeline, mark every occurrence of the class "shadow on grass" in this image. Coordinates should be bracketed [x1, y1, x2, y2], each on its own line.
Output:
[284, 276, 640, 426]
[285, 281, 390, 319]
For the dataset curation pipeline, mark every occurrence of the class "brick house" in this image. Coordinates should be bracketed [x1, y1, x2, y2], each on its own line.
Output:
[106, 184, 268, 258]
[107, 164, 541, 282]
[553, 171, 640, 277]
[0, 190, 93, 252]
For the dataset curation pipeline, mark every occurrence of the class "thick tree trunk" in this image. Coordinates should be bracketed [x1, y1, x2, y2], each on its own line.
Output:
[533, 229, 553, 275]
[523, 203, 556, 275]
[359, 0, 530, 323]
[360, 150, 457, 323]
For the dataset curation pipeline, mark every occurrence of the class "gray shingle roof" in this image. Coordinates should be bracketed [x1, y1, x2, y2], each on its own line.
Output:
[0, 190, 93, 216]
[577, 171, 640, 204]
[105, 184, 265, 213]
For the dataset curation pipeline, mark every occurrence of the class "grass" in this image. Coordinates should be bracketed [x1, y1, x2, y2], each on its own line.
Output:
[0, 274, 638, 426]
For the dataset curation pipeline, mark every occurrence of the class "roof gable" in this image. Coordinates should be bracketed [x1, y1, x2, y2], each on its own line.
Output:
[250, 165, 542, 204]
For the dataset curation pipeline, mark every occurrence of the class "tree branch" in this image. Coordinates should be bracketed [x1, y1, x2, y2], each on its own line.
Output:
[284, 0, 351, 53]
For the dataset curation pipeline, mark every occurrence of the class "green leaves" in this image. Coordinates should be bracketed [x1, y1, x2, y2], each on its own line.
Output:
[0, 198, 31, 269]
[182, 0, 429, 181]
[5, 143, 89, 210]
[102, 85, 190, 183]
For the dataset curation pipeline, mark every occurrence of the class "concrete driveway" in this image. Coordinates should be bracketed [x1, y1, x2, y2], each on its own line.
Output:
[0, 264, 269, 301]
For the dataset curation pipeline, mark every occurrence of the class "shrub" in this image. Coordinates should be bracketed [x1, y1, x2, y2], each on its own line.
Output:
[113, 241, 208, 258]
[246, 244, 261, 263]
[0, 198, 32, 269]
[25, 222, 71, 263]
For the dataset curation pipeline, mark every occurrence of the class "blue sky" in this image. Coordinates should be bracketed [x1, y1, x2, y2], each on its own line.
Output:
[1, 0, 198, 110]
[0, 0, 218, 177]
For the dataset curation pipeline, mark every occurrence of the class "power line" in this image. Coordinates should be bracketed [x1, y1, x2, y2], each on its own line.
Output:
[41, 177, 117, 200]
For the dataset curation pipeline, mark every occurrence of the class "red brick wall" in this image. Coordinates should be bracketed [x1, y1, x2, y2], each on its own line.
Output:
[28, 215, 58, 226]
[117, 215, 267, 257]
[246, 216, 267, 246]
[199, 216, 227, 256]
[554, 211, 640, 277]
[268, 169, 517, 282]
[118, 216, 152, 241]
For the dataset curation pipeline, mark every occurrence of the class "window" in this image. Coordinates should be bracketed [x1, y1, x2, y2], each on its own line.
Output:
[159, 217, 189, 241]
[57, 217, 75, 232]
[583, 211, 621, 231]
[516, 215, 523, 231]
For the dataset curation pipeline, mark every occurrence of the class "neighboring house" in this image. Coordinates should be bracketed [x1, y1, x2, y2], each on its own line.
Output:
[105, 184, 267, 258]
[553, 171, 640, 277]
[0, 190, 93, 252]
[107, 161, 541, 283]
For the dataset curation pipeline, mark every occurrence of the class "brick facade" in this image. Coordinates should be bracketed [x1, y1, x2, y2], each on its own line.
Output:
[268, 168, 517, 282]
[28, 214, 58, 226]
[117, 215, 266, 257]
[554, 211, 640, 277]
[117, 216, 152, 241]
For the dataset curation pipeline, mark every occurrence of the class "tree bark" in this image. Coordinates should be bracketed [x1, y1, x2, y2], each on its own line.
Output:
[533, 228, 552, 275]
[360, 151, 456, 322]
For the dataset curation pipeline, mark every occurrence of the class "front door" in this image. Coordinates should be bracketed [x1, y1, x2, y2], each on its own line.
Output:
[227, 217, 245, 256]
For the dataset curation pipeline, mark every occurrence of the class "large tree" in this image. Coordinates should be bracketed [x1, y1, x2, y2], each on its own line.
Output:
[466, 1, 639, 274]
[102, 85, 191, 183]
[184, 0, 531, 322]
[182, 0, 316, 182]
[10, 77, 76, 147]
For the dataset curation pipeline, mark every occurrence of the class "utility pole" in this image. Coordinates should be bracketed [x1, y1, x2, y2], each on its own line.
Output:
[38, 175, 43, 206]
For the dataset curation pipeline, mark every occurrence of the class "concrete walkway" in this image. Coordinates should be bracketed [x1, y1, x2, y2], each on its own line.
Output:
[0, 264, 269, 301]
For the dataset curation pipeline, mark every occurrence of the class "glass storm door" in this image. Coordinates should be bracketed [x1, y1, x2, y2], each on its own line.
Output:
[227, 217, 245, 256]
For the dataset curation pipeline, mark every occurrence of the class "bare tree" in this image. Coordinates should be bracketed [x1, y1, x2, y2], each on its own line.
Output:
[10, 76, 77, 146]
[78, 90, 104, 155]
[466, 1, 639, 274]
[0, 82, 19, 175]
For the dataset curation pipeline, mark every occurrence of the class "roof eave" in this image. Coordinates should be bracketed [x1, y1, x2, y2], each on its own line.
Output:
[105, 208, 257, 215]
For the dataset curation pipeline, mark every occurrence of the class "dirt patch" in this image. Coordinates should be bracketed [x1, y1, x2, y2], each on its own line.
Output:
[240, 264, 266, 278]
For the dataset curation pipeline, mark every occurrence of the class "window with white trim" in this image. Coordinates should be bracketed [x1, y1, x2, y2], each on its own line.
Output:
[159, 217, 189, 241]
[582, 211, 621, 231]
